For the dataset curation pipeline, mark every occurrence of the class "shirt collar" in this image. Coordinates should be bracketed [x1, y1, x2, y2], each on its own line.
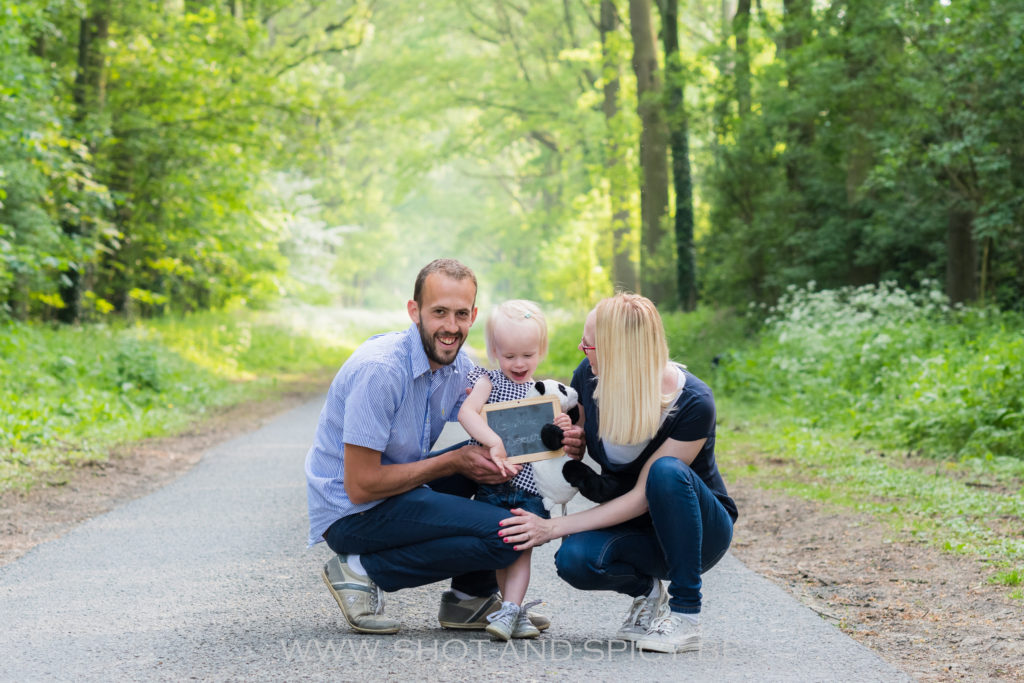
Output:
[406, 323, 464, 380]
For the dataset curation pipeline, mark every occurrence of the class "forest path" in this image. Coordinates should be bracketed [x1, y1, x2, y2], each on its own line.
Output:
[0, 398, 908, 681]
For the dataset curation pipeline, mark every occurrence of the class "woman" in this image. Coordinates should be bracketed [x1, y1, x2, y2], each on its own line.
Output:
[498, 293, 738, 653]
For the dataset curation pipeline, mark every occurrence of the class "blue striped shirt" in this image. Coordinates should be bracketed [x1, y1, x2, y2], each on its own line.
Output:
[305, 323, 473, 547]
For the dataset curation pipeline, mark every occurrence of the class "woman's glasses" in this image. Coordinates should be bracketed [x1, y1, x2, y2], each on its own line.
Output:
[580, 338, 596, 353]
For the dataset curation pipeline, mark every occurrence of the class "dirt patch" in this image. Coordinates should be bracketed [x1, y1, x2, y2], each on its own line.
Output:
[729, 481, 1024, 681]
[0, 383, 326, 568]
[2, 391, 1021, 680]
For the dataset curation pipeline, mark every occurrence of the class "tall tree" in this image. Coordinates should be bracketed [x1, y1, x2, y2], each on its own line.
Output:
[601, 0, 637, 293]
[629, 0, 672, 305]
[59, 1, 109, 323]
[658, 0, 696, 310]
[733, 0, 752, 118]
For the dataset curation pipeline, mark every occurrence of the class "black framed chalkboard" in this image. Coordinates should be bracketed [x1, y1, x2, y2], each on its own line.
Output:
[481, 394, 563, 464]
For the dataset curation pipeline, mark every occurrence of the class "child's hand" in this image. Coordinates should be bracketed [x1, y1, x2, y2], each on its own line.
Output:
[553, 412, 572, 430]
[489, 444, 511, 476]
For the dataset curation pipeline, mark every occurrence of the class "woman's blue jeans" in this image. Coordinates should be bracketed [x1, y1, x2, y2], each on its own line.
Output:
[554, 457, 734, 614]
[324, 441, 517, 594]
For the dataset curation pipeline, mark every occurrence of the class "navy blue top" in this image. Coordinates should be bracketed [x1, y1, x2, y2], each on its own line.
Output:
[570, 358, 738, 522]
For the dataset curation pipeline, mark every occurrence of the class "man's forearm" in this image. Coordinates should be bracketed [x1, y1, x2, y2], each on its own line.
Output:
[344, 444, 459, 504]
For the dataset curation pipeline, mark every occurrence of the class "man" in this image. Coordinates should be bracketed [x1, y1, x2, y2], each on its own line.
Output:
[305, 259, 581, 634]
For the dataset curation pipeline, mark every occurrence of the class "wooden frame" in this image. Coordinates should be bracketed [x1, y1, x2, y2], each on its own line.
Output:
[481, 394, 563, 464]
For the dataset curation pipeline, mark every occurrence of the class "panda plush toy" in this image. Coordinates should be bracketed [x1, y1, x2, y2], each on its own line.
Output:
[527, 379, 580, 513]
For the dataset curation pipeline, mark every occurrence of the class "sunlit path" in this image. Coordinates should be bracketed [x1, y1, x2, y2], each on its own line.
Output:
[0, 398, 908, 681]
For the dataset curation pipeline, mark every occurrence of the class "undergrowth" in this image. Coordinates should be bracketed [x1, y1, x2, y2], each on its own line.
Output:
[0, 306, 388, 491]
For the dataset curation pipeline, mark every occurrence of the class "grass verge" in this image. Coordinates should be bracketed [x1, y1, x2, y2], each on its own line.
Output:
[0, 304, 405, 492]
[717, 397, 1024, 599]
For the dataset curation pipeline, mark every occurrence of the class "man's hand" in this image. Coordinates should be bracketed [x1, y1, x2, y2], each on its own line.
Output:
[454, 443, 519, 484]
[561, 424, 585, 460]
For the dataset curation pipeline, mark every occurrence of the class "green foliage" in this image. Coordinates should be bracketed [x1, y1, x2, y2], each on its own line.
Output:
[0, 308, 355, 490]
[2, 0, 364, 321]
[698, 0, 1024, 309]
[536, 303, 748, 386]
[988, 568, 1023, 588]
[718, 281, 1024, 461]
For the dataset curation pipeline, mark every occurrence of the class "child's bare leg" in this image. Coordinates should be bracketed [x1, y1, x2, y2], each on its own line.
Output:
[500, 549, 532, 605]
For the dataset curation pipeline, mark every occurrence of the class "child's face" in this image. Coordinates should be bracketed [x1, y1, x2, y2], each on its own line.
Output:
[494, 322, 542, 384]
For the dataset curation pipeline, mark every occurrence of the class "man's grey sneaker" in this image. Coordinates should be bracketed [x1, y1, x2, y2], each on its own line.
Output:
[438, 591, 501, 629]
[438, 591, 550, 631]
[635, 613, 701, 653]
[615, 582, 669, 642]
[322, 555, 401, 634]
[485, 601, 521, 641]
[511, 608, 541, 639]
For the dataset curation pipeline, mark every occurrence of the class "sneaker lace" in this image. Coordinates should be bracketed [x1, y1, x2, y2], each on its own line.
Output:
[486, 602, 519, 624]
[622, 595, 648, 629]
[648, 614, 680, 635]
[521, 599, 543, 613]
[370, 584, 385, 616]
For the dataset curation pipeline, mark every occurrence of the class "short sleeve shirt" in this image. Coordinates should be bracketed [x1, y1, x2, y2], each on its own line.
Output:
[304, 324, 474, 546]
[570, 357, 738, 522]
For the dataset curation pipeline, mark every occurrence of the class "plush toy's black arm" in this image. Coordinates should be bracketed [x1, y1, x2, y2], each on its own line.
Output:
[561, 459, 632, 503]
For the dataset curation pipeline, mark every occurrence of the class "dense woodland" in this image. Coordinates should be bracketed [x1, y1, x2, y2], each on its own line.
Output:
[2, 0, 1022, 320]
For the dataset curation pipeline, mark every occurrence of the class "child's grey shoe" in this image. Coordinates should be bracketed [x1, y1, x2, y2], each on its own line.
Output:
[485, 601, 521, 641]
[511, 609, 540, 639]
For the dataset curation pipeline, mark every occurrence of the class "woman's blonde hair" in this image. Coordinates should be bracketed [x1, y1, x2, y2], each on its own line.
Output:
[485, 299, 548, 364]
[593, 293, 673, 445]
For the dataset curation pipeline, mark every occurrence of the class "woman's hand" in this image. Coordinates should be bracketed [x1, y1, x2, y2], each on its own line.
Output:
[561, 424, 585, 460]
[499, 508, 557, 550]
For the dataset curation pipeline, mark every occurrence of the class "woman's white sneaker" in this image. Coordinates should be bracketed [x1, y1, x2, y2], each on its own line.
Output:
[614, 584, 669, 642]
[635, 613, 701, 653]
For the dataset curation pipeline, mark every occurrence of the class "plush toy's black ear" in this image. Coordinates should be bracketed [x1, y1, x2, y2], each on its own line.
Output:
[533, 380, 547, 395]
[540, 423, 563, 450]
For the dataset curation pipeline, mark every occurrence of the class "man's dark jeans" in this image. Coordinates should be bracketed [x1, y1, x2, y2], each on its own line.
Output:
[324, 442, 515, 595]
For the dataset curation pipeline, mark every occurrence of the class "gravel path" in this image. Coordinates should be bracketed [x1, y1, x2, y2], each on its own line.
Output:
[0, 398, 910, 681]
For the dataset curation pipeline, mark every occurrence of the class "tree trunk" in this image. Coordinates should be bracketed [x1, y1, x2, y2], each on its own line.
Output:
[601, 0, 637, 293]
[60, 3, 109, 324]
[781, 0, 813, 195]
[658, 0, 695, 310]
[628, 0, 671, 305]
[946, 202, 977, 304]
[734, 0, 752, 118]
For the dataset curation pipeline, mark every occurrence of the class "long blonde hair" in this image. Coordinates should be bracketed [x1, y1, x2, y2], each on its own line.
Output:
[593, 293, 673, 445]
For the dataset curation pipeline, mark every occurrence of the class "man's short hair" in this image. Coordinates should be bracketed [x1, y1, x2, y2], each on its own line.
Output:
[413, 259, 477, 306]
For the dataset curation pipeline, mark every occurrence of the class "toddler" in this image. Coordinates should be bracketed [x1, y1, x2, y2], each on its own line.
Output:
[458, 300, 571, 641]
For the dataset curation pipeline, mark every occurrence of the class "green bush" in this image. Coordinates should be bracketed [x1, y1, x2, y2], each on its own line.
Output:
[718, 281, 1024, 461]
[0, 309, 358, 490]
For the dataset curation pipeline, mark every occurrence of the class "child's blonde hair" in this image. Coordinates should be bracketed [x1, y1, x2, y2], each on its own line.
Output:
[593, 293, 674, 445]
[485, 299, 548, 363]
